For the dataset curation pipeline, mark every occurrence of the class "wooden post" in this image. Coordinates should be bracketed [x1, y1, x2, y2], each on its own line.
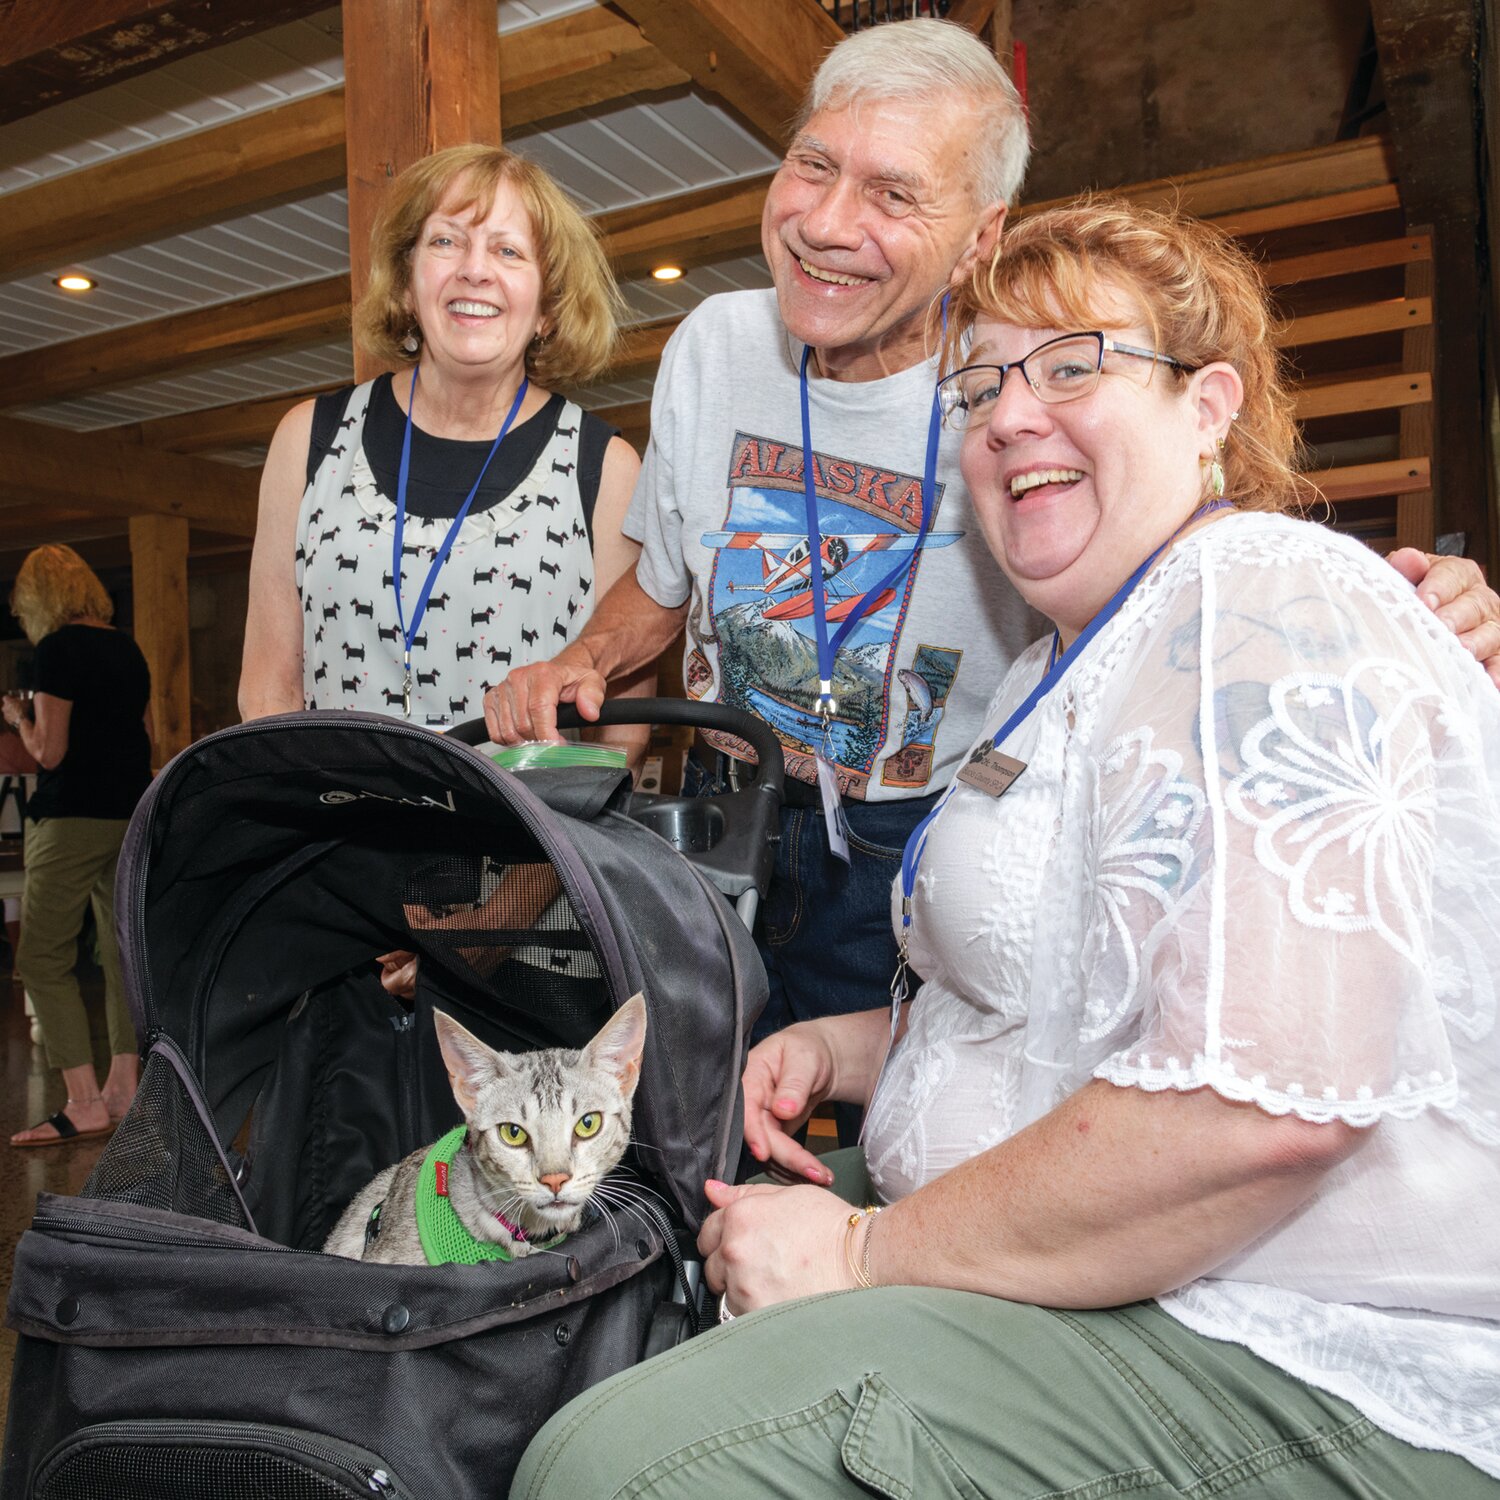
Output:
[989, 0, 1014, 71]
[342, 0, 502, 384]
[128, 515, 191, 764]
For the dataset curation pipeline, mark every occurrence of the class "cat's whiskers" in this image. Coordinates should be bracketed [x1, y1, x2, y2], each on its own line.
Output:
[624, 1136, 668, 1161]
[592, 1180, 662, 1243]
[602, 1169, 674, 1213]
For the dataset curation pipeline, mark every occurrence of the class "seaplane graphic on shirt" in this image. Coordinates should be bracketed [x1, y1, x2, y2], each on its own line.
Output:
[700, 529, 961, 622]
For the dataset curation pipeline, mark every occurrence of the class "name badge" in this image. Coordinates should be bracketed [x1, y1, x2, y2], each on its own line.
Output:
[956, 745, 1027, 798]
[815, 754, 852, 864]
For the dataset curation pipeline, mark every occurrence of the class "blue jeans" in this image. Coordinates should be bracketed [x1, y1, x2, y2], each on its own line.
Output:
[685, 757, 939, 1144]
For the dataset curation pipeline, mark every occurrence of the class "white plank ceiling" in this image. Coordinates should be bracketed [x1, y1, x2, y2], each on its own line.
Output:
[0, 2, 778, 437]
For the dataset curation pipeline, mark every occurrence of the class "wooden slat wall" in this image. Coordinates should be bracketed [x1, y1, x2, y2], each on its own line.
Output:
[1256, 196, 1436, 554]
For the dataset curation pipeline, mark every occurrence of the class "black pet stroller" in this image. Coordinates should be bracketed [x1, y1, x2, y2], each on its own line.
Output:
[2, 701, 782, 1500]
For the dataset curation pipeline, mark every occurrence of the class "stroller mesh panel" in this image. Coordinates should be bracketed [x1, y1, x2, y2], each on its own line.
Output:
[82, 1051, 250, 1230]
[36, 1443, 374, 1500]
[405, 856, 609, 1047]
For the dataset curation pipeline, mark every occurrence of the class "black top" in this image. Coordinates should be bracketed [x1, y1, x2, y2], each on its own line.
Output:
[28, 624, 153, 821]
[307, 374, 617, 528]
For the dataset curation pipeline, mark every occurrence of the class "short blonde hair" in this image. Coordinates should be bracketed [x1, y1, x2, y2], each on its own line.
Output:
[354, 144, 623, 388]
[10, 544, 114, 645]
[947, 197, 1313, 515]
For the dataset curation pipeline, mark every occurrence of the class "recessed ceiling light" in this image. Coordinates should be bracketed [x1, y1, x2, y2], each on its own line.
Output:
[651, 265, 684, 282]
[54, 274, 96, 293]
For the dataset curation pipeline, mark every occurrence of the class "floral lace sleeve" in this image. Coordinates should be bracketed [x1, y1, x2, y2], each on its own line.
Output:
[1080, 522, 1500, 1142]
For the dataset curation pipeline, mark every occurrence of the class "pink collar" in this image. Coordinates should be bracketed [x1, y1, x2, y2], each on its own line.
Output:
[493, 1206, 530, 1243]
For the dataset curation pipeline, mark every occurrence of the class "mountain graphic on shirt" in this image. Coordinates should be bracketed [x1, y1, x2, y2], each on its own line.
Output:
[716, 601, 889, 758]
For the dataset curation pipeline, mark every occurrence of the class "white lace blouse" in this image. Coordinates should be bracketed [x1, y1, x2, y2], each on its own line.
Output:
[864, 512, 1500, 1476]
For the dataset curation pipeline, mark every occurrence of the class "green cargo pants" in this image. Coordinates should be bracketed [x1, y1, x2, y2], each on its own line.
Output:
[513, 1153, 1494, 1499]
[18, 815, 134, 1071]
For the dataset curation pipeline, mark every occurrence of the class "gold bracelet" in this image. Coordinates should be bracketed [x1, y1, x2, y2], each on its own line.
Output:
[843, 1205, 882, 1289]
[860, 1205, 881, 1287]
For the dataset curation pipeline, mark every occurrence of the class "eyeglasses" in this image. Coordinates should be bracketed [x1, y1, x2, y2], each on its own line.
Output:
[937, 332, 1194, 430]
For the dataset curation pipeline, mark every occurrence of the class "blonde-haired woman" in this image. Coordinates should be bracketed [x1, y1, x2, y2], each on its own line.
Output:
[240, 143, 651, 740]
[4, 545, 152, 1147]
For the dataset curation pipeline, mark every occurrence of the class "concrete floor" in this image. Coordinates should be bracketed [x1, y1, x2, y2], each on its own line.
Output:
[0, 969, 114, 1424]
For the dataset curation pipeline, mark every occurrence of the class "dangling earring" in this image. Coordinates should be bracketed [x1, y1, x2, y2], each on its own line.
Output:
[1203, 440, 1226, 500]
[400, 327, 421, 356]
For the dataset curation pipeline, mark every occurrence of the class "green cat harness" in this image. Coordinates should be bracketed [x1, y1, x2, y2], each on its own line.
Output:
[402, 1125, 566, 1266]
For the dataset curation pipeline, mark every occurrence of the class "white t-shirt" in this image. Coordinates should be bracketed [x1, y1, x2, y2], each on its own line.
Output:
[625, 289, 1044, 801]
[866, 511, 1500, 1476]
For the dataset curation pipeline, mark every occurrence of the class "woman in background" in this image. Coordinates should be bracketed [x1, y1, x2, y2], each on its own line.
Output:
[4, 545, 151, 1147]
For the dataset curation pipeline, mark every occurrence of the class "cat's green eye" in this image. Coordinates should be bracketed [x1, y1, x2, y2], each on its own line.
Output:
[497, 1122, 529, 1147]
[574, 1112, 602, 1139]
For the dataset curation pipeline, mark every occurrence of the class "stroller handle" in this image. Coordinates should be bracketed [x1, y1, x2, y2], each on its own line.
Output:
[448, 698, 786, 801]
[448, 700, 785, 903]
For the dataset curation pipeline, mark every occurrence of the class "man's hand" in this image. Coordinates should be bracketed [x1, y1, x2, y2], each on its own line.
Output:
[1388, 549, 1500, 687]
[483, 649, 606, 745]
[698, 1179, 855, 1313]
[376, 950, 418, 1000]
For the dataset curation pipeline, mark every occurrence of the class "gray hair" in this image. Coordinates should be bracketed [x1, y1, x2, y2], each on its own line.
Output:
[798, 18, 1030, 209]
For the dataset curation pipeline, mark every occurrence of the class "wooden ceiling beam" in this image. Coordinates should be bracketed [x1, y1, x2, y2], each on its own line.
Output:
[122, 387, 347, 455]
[0, 0, 331, 125]
[1, 11, 694, 283]
[605, 321, 680, 384]
[0, 530, 250, 581]
[1016, 135, 1396, 228]
[610, 0, 843, 147]
[503, 6, 689, 124]
[0, 277, 350, 411]
[0, 162, 768, 411]
[598, 174, 771, 280]
[0, 92, 348, 286]
[0, 417, 259, 534]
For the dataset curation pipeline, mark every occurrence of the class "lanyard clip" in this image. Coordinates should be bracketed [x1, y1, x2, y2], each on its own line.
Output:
[889, 930, 911, 1042]
[816, 680, 839, 760]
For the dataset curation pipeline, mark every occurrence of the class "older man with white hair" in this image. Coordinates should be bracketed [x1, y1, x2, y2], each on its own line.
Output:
[487, 18, 1500, 1145]
[489, 25, 1032, 1119]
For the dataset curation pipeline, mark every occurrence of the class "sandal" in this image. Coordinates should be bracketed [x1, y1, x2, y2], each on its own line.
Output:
[11, 1109, 115, 1149]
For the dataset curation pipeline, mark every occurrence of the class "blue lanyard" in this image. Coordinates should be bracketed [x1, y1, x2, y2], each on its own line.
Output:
[797, 304, 945, 729]
[392, 367, 528, 715]
[897, 498, 1234, 937]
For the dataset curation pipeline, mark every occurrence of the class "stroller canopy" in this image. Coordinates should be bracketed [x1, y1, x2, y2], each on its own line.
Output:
[116, 712, 763, 1231]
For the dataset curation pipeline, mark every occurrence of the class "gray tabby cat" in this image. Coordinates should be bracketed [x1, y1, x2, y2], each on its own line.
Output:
[323, 993, 646, 1264]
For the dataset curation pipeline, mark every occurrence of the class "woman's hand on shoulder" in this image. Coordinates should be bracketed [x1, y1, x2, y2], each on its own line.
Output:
[741, 1025, 838, 1186]
[698, 1178, 856, 1313]
[1388, 547, 1500, 687]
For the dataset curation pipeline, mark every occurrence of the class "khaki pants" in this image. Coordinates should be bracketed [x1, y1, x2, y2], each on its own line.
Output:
[513, 1151, 1496, 1500]
[18, 816, 134, 1071]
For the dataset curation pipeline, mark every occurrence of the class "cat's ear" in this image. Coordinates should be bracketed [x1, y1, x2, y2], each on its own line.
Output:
[586, 993, 647, 1098]
[433, 1010, 503, 1115]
